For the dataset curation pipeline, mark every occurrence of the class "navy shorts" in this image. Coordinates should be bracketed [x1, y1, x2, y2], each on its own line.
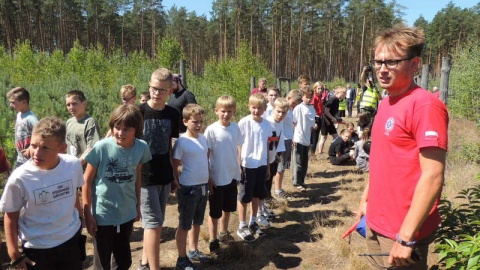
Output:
[209, 180, 238, 219]
[238, 166, 268, 203]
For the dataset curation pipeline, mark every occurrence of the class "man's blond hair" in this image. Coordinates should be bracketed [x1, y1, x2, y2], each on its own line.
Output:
[287, 89, 302, 104]
[182, 104, 205, 121]
[300, 86, 314, 97]
[150, 68, 173, 83]
[33, 117, 66, 144]
[249, 93, 267, 109]
[273, 98, 289, 111]
[335, 86, 346, 94]
[120, 84, 137, 97]
[216, 95, 237, 111]
[374, 24, 425, 58]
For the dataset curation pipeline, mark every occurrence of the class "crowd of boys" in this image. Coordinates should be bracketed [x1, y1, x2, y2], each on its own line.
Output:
[0, 24, 448, 270]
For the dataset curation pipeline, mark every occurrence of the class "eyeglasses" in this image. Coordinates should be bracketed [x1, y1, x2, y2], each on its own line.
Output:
[370, 57, 413, 69]
[122, 96, 134, 102]
[149, 86, 169, 94]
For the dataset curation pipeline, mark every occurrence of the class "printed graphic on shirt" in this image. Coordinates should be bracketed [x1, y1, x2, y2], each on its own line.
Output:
[144, 119, 171, 156]
[66, 134, 82, 157]
[105, 157, 134, 183]
[385, 117, 395, 135]
[33, 180, 74, 205]
[15, 124, 32, 150]
[268, 131, 280, 150]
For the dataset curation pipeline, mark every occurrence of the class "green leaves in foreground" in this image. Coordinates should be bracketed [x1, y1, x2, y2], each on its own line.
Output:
[436, 182, 480, 269]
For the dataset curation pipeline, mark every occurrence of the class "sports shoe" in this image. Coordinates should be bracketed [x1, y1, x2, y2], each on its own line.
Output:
[257, 214, 270, 228]
[209, 239, 220, 253]
[176, 256, 198, 270]
[187, 249, 210, 263]
[295, 185, 306, 192]
[237, 226, 256, 242]
[218, 231, 235, 242]
[262, 204, 275, 220]
[249, 222, 265, 238]
[275, 190, 292, 201]
[138, 261, 150, 270]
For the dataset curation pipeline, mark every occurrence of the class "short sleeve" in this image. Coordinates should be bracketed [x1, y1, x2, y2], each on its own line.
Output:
[84, 118, 101, 148]
[0, 176, 25, 212]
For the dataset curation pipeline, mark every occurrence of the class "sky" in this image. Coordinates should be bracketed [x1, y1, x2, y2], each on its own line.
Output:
[162, 0, 477, 25]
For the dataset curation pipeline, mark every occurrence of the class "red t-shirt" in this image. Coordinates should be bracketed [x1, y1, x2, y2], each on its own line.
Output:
[250, 88, 267, 96]
[312, 94, 324, 116]
[367, 86, 448, 240]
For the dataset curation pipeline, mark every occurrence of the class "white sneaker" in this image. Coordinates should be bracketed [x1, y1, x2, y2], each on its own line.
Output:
[257, 214, 270, 228]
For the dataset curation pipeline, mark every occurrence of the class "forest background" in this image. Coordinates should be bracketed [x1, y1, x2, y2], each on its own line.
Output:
[0, 0, 480, 268]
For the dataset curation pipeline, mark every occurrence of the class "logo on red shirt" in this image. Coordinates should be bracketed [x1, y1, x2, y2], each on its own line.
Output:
[385, 117, 395, 135]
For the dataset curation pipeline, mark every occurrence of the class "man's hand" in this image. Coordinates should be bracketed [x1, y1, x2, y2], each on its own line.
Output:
[388, 242, 416, 267]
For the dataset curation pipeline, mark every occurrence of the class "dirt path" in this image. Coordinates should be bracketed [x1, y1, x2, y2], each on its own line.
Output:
[84, 143, 372, 270]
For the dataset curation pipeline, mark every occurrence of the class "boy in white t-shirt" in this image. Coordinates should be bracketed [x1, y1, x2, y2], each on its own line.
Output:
[237, 94, 273, 242]
[204, 95, 244, 252]
[0, 117, 84, 270]
[274, 90, 302, 200]
[173, 104, 210, 269]
[262, 86, 280, 118]
[258, 98, 288, 227]
[292, 86, 316, 192]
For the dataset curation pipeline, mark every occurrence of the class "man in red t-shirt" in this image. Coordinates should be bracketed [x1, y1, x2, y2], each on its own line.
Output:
[356, 25, 448, 269]
[250, 78, 267, 96]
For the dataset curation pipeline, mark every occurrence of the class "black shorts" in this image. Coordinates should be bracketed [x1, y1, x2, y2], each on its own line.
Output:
[320, 117, 337, 136]
[209, 180, 238, 219]
[238, 166, 268, 203]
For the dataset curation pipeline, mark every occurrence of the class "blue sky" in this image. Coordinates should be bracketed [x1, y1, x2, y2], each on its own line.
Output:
[162, 0, 478, 25]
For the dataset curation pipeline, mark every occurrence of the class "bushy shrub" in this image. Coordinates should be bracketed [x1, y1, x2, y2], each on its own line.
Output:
[436, 177, 480, 269]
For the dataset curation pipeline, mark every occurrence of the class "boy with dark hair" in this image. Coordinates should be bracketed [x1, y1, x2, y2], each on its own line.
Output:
[65, 90, 101, 167]
[0, 117, 84, 270]
[6, 87, 38, 168]
[292, 86, 315, 192]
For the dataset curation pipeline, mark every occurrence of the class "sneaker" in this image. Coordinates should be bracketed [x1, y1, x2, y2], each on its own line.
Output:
[218, 231, 235, 242]
[249, 222, 265, 238]
[237, 226, 256, 242]
[187, 249, 210, 263]
[275, 190, 292, 201]
[138, 261, 150, 270]
[262, 206, 275, 220]
[176, 257, 198, 270]
[209, 239, 220, 253]
[295, 185, 306, 192]
[257, 214, 270, 228]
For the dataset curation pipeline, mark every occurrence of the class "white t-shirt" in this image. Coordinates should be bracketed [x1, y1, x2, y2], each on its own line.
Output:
[293, 102, 316, 146]
[238, 115, 273, 168]
[0, 154, 83, 248]
[173, 134, 209, 186]
[283, 109, 294, 140]
[204, 121, 244, 186]
[266, 115, 286, 164]
[262, 103, 274, 119]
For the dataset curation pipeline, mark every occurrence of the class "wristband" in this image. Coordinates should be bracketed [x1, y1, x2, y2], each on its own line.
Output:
[10, 253, 26, 267]
[395, 234, 416, 247]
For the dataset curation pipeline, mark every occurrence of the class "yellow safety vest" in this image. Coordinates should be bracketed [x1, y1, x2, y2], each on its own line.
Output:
[339, 98, 346, 110]
[360, 87, 378, 110]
